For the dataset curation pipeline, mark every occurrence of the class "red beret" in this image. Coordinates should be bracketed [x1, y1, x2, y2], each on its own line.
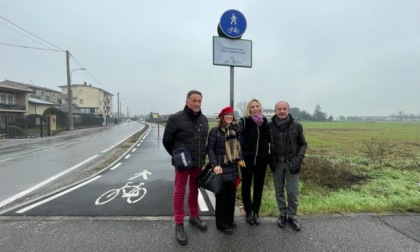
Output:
[218, 106, 234, 118]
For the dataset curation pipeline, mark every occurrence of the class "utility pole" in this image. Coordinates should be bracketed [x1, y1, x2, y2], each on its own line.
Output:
[66, 50, 73, 130]
[117, 92, 120, 121]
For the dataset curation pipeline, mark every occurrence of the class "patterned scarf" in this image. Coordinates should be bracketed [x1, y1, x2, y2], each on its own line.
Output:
[221, 125, 240, 163]
[252, 112, 264, 127]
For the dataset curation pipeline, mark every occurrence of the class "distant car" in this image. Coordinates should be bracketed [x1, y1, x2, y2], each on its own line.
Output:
[127, 119, 131, 122]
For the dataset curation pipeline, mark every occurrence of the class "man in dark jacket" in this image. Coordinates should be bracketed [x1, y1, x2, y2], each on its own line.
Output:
[162, 90, 209, 245]
[269, 101, 307, 231]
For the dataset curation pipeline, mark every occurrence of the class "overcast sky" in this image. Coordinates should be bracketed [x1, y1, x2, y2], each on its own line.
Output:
[1, 0, 419, 118]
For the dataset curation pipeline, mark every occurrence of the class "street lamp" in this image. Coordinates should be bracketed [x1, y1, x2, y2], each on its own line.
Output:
[67, 67, 86, 130]
[71, 68, 86, 82]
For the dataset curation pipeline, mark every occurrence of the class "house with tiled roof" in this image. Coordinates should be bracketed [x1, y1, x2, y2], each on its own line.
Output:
[0, 80, 62, 116]
[0, 80, 34, 116]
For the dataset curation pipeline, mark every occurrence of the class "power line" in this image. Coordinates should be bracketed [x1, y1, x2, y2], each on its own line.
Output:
[0, 21, 60, 52]
[0, 42, 62, 52]
[1, 16, 115, 94]
[0, 16, 64, 52]
[70, 53, 116, 94]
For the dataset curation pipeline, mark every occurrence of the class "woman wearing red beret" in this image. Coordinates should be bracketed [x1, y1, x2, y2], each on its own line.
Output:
[207, 106, 244, 235]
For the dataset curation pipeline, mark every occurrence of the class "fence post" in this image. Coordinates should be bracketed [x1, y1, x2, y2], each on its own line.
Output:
[40, 116, 43, 138]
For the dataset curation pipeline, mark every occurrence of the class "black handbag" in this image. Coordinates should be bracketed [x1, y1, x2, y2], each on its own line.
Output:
[196, 164, 222, 194]
[172, 147, 193, 170]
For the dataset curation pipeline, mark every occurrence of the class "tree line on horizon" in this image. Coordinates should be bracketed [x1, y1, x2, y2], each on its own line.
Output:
[237, 102, 332, 122]
[236, 101, 419, 122]
[143, 103, 419, 123]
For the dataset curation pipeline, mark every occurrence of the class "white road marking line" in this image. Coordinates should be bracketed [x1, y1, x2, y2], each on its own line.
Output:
[0, 155, 99, 209]
[0, 157, 14, 162]
[0, 146, 58, 163]
[16, 176, 102, 214]
[124, 154, 131, 159]
[101, 134, 135, 153]
[110, 162, 122, 170]
[141, 127, 151, 140]
[101, 145, 117, 153]
[198, 190, 209, 211]
[131, 148, 137, 152]
[207, 189, 216, 208]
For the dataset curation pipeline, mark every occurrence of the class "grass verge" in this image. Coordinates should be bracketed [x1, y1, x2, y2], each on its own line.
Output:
[236, 121, 420, 216]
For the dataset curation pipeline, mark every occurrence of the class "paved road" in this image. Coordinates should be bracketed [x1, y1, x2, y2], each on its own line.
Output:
[0, 213, 419, 251]
[0, 124, 419, 251]
[0, 122, 143, 209]
[1, 123, 215, 217]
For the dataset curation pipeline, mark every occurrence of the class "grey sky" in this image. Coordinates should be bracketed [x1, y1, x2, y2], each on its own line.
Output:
[1, 0, 419, 118]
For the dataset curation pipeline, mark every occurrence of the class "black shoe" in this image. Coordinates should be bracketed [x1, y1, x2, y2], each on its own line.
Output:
[288, 217, 302, 231]
[189, 217, 207, 231]
[220, 227, 233, 235]
[175, 224, 187, 245]
[254, 213, 260, 225]
[277, 215, 287, 228]
[246, 213, 254, 225]
[231, 222, 237, 228]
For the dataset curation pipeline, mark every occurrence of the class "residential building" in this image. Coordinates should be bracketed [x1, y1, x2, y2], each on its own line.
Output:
[0, 80, 35, 137]
[0, 80, 62, 116]
[0, 80, 34, 116]
[58, 82, 113, 123]
[26, 84, 61, 104]
[264, 108, 275, 119]
[28, 97, 57, 115]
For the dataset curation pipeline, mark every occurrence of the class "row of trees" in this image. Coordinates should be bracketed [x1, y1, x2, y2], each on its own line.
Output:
[237, 101, 419, 122]
[290, 105, 333, 121]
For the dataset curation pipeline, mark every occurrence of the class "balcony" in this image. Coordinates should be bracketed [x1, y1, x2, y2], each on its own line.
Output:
[0, 103, 26, 111]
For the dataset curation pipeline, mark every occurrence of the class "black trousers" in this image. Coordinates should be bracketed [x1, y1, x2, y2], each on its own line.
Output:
[215, 181, 236, 230]
[240, 158, 267, 215]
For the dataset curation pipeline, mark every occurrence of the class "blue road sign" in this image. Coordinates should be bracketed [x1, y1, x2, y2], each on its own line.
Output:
[218, 9, 247, 39]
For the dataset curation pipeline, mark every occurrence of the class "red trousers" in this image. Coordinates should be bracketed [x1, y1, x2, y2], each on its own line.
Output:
[173, 167, 202, 224]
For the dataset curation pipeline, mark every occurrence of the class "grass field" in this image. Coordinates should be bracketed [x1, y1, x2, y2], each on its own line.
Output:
[233, 121, 420, 216]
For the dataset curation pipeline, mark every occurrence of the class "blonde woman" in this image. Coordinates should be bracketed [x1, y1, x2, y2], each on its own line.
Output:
[238, 99, 270, 225]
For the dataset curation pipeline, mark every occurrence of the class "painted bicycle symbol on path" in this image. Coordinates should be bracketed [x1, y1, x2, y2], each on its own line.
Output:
[95, 170, 151, 205]
[95, 181, 147, 205]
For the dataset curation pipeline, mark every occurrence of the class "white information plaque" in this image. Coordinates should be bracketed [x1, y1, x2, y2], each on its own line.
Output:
[213, 36, 252, 68]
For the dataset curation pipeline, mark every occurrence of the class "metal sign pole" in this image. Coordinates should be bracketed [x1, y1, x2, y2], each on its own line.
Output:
[230, 66, 234, 108]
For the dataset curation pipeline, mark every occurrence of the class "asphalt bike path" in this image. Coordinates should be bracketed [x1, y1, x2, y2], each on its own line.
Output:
[0, 123, 215, 217]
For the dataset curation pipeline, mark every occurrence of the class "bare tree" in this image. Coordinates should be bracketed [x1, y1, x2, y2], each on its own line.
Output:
[236, 101, 247, 116]
[397, 111, 406, 121]
[409, 113, 416, 121]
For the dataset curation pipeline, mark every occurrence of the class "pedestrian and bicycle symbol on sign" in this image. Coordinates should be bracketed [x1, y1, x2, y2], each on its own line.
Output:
[218, 9, 247, 39]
